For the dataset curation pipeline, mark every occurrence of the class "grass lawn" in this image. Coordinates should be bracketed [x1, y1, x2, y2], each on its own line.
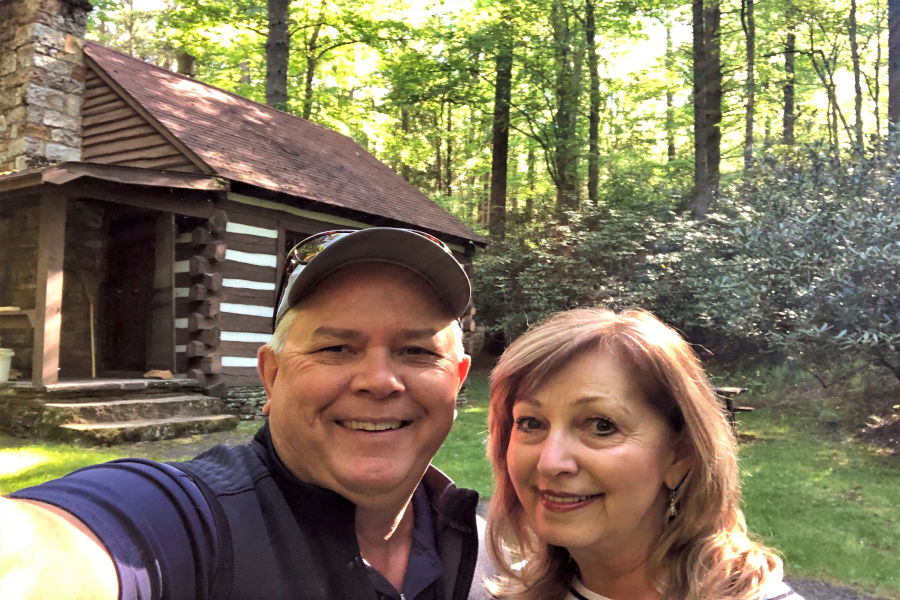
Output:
[737, 411, 899, 597]
[432, 368, 494, 498]
[0, 421, 261, 493]
[1, 369, 897, 596]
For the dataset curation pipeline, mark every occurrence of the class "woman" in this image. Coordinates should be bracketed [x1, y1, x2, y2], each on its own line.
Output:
[486, 308, 801, 600]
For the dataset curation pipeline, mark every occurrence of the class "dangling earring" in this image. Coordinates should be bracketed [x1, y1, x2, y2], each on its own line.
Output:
[666, 488, 678, 522]
[666, 472, 689, 524]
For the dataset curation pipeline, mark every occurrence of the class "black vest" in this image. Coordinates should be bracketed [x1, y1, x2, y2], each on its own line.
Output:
[173, 424, 481, 600]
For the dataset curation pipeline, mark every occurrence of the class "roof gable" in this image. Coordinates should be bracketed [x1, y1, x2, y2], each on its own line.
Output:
[82, 66, 205, 173]
[83, 42, 481, 243]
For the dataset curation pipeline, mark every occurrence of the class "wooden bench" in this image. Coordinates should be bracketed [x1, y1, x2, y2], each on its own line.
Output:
[714, 386, 754, 433]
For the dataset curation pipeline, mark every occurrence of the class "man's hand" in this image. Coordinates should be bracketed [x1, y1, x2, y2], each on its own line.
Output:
[0, 496, 118, 599]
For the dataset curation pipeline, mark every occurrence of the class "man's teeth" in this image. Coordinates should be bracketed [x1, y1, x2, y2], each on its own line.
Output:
[344, 420, 403, 431]
[544, 493, 593, 504]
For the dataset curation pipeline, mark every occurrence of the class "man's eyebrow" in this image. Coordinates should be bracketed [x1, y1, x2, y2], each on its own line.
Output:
[309, 327, 440, 340]
[399, 328, 440, 340]
[310, 326, 359, 339]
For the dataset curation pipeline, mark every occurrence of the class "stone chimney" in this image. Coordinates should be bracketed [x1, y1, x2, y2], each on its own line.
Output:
[0, 0, 93, 173]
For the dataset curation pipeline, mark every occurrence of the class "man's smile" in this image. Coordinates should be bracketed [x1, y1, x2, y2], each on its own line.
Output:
[338, 420, 410, 432]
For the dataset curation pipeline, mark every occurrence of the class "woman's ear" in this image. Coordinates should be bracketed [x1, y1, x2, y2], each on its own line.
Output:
[664, 434, 694, 490]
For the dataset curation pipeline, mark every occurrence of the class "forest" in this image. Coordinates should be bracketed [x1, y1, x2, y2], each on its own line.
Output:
[87, 0, 899, 433]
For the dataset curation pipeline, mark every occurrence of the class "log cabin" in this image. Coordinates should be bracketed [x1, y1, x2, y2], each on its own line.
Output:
[0, 0, 484, 423]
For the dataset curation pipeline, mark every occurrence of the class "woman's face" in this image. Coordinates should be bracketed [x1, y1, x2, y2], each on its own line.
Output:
[506, 349, 689, 566]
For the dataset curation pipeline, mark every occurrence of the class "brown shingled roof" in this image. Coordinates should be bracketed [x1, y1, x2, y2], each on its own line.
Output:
[83, 42, 482, 244]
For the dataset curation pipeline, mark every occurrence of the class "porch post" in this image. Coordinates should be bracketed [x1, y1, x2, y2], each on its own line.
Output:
[32, 190, 66, 387]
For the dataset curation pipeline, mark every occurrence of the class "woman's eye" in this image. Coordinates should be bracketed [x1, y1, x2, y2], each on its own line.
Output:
[514, 416, 542, 432]
[590, 417, 616, 436]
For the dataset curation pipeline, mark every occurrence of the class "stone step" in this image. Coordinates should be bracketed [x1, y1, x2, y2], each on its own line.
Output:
[42, 378, 206, 403]
[42, 395, 227, 425]
[53, 414, 240, 445]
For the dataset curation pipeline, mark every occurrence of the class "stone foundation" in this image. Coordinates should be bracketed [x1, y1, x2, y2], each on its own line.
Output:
[224, 386, 266, 420]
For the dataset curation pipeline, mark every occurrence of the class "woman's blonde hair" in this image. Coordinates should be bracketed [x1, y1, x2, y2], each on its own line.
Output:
[486, 308, 783, 599]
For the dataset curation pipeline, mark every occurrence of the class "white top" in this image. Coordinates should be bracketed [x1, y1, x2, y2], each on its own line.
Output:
[565, 579, 613, 600]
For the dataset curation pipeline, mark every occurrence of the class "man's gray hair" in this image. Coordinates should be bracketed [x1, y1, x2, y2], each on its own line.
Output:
[265, 306, 466, 358]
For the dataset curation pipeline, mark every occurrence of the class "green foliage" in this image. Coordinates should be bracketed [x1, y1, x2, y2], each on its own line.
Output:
[472, 197, 746, 350]
[475, 146, 900, 392]
[724, 149, 900, 381]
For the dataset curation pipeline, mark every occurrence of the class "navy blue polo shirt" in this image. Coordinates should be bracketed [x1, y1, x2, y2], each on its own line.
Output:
[367, 485, 442, 599]
[12, 457, 443, 599]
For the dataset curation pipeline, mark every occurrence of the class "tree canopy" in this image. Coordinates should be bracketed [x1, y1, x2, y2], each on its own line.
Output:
[87, 0, 900, 393]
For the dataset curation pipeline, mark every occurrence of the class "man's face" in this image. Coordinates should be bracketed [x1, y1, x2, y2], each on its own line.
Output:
[258, 263, 470, 509]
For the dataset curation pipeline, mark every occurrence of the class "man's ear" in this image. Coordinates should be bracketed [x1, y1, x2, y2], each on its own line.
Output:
[456, 354, 472, 393]
[664, 433, 694, 490]
[257, 345, 278, 415]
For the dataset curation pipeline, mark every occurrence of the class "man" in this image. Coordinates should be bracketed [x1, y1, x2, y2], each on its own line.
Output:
[1, 228, 486, 600]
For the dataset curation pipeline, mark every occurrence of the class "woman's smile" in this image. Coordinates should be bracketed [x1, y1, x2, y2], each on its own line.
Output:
[538, 489, 604, 512]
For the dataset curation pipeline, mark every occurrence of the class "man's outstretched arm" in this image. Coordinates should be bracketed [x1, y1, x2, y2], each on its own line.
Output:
[0, 496, 118, 599]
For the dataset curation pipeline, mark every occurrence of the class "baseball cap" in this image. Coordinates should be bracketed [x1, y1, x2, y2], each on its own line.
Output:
[273, 228, 471, 328]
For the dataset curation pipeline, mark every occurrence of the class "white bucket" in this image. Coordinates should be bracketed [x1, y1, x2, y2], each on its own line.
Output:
[0, 348, 13, 383]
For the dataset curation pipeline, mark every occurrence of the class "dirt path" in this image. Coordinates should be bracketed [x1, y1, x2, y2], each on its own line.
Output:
[787, 578, 893, 600]
[113, 422, 260, 462]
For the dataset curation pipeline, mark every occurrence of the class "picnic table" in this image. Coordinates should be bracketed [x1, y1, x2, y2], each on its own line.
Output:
[714, 386, 754, 433]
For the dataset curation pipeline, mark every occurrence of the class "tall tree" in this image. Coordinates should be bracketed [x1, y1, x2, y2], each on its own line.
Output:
[584, 0, 601, 204]
[690, 0, 722, 218]
[804, 23, 853, 154]
[489, 33, 513, 240]
[741, 0, 756, 171]
[849, 0, 863, 151]
[266, 0, 289, 110]
[889, 0, 900, 141]
[666, 21, 677, 161]
[783, 21, 797, 145]
[550, 0, 582, 214]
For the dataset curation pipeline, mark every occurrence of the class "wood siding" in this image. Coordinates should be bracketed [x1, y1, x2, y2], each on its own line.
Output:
[82, 68, 200, 173]
[217, 217, 278, 386]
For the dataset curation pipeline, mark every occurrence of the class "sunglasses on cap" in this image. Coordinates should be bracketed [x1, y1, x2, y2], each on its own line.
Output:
[273, 228, 455, 326]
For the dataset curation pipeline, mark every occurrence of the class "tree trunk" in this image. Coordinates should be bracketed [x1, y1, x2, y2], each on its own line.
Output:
[552, 0, 580, 215]
[434, 114, 443, 193]
[889, 0, 900, 139]
[741, 0, 755, 172]
[806, 31, 853, 155]
[526, 143, 535, 218]
[783, 24, 796, 145]
[873, 10, 883, 143]
[400, 107, 411, 181]
[585, 0, 600, 204]
[301, 22, 322, 120]
[445, 103, 453, 198]
[489, 39, 513, 240]
[690, 0, 721, 218]
[666, 23, 676, 161]
[850, 0, 863, 152]
[266, 0, 290, 110]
